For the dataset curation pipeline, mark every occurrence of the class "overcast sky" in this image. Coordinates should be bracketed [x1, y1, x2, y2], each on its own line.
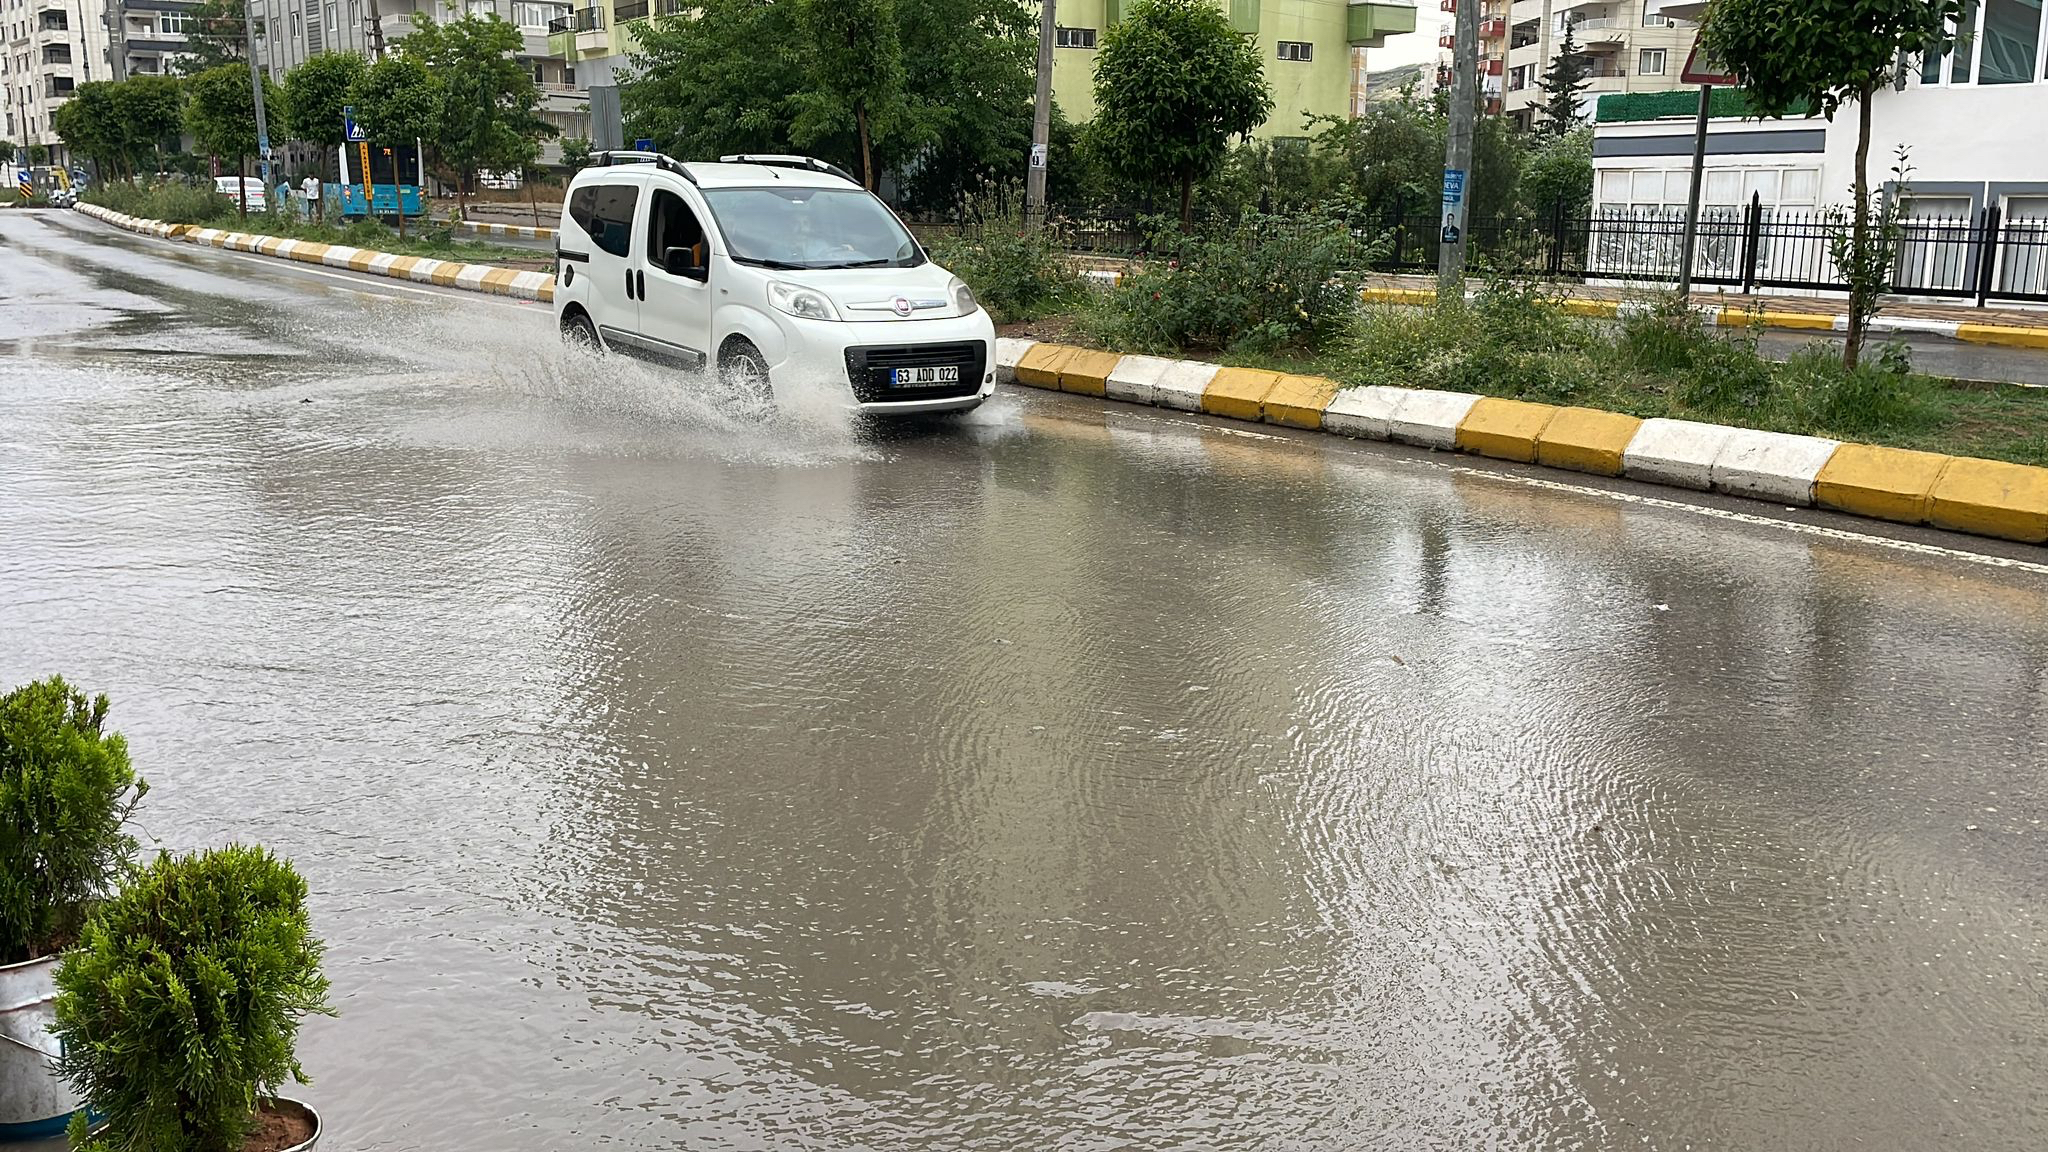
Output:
[1371, 9, 1456, 69]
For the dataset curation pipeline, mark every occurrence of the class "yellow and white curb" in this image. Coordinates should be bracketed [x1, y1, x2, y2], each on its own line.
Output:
[993, 338, 2048, 547]
[458, 220, 555, 240]
[1358, 285, 2048, 351]
[76, 203, 557, 304]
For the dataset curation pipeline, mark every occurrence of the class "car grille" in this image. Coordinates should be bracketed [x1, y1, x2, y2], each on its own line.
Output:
[844, 341, 988, 403]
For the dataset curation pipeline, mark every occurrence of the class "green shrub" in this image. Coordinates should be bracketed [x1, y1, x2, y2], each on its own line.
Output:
[83, 179, 234, 224]
[1616, 294, 1777, 415]
[1331, 279, 1601, 403]
[54, 845, 334, 1152]
[0, 677, 147, 964]
[928, 224, 1084, 324]
[1085, 210, 1379, 354]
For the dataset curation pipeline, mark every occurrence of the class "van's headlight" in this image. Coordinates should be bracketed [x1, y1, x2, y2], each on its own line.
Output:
[767, 281, 840, 321]
[951, 277, 978, 315]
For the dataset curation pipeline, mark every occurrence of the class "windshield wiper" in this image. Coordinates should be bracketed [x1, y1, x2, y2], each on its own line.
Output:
[731, 256, 808, 270]
[815, 258, 896, 269]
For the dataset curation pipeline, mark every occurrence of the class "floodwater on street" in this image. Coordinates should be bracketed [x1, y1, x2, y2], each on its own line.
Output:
[3, 211, 2047, 1151]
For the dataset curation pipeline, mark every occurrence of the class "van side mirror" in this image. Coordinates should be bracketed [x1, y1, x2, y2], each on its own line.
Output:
[663, 245, 706, 281]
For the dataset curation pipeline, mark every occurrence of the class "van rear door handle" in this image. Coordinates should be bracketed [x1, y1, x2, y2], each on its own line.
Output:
[637, 270, 647, 299]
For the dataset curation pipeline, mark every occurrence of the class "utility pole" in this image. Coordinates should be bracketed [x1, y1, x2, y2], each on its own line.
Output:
[1676, 82, 1712, 297]
[366, 0, 385, 58]
[1024, 0, 1054, 230]
[1438, 0, 1477, 297]
[243, 0, 271, 185]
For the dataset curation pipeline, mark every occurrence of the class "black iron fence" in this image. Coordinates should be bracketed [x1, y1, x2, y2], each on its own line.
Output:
[912, 196, 2048, 306]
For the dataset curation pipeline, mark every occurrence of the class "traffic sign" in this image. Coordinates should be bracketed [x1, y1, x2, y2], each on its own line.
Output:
[1680, 43, 1737, 86]
[344, 105, 367, 142]
[633, 137, 654, 152]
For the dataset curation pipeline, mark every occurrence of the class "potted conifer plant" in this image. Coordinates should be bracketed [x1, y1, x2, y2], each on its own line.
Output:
[0, 677, 147, 1141]
[52, 844, 335, 1152]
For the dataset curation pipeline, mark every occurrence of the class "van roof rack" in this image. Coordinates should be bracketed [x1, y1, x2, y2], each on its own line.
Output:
[718, 154, 857, 184]
[593, 149, 697, 184]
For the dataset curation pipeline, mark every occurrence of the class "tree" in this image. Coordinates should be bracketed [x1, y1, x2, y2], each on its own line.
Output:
[51, 84, 124, 178]
[792, 0, 907, 190]
[179, 0, 251, 73]
[118, 76, 186, 177]
[624, 0, 805, 162]
[1521, 125, 1593, 219]
[622, 0, 1033, 208]
[1090, 0, 1272, 228]
[1702, 0, 1962, 370]
[396, 12, 554, 215]
[284, 52, 367, 170]
[1536, 23, 1591, 135]
[349, 54, 442, 237]
[560, 135, 593, 172]
[55, 78, 183, 180]
[186, 63, 281, 216]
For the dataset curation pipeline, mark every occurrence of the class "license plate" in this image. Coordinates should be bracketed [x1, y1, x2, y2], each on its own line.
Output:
[890, 365, 959, 387]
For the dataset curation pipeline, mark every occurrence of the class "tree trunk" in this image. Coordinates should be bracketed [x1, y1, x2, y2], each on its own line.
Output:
[457, 170, 468, 220]
[1845, 86, 1873, 373]
[238, 154, 247, 218]
[1179, 172, 1194, 231]
[856, 104, 874, 191]
[527, 173, 540, 226]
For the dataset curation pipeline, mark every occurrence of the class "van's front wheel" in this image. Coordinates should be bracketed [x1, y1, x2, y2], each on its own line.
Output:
[561, 310, 600, 352]
[718, 340, 774, 415]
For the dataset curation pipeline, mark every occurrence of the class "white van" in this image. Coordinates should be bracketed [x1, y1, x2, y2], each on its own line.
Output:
[213, 176, 267, 211]
[552, 152, 996, 414]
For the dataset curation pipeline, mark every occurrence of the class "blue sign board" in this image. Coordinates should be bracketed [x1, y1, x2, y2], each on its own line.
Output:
[1441, 168, 1466, 206]
[344, 105, 367, 143]
[634, 138, 654, 152]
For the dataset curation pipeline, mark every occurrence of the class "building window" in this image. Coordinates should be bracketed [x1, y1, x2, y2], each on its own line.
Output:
[1980, 0, 2042, 84]
[513, 1, 557, 28]
[1277, 40, 1312, 61]
[1639, 47, 1665, 74]
[159, 11, 190, 33]
[1054, 26, 1094, 48]
[325, 3, 336, 30]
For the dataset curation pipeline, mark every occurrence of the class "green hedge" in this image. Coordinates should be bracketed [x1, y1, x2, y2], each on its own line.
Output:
[1596, 89, 1811, 123]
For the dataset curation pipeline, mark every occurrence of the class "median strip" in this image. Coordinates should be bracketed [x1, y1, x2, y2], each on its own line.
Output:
[76, 203, 556, 303]
[993, 340, 2048, 548]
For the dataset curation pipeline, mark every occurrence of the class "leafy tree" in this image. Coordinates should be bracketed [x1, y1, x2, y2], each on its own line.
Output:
[185, 63, 281, 215]
[179, 0, 251, 73]
[28, 144, 50, 165]
[889, 0, 1033, 212]
[1536, 23, 1591, 135]
[284, 51, 367, 166]
[51, 84, 124, 178]
[395, 12, 554, 215]
[1702, 0, 1962, 369]
[56, 78, 183, 180]
[348, 54, 442, 237]
[792, 0, 907, 190]
[624, 0, 805, 161]
[560, 135, 593, 171]
[118, 76, 187, 177]
[1090, 0, 1273, 228]
[622, 0, 1032, 207]
[1521, 125, 1593, 218]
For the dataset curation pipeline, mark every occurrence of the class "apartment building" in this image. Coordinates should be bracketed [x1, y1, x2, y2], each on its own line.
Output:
[547, 0, 1419, 144]
[1438, 0, 1695, 129]
[2, 0, 114, 153]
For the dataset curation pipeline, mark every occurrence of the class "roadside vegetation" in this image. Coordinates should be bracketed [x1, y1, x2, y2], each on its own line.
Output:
[81, 179, 551, 267]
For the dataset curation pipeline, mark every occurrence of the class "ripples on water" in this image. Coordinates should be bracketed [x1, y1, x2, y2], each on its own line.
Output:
[3, 215, 2046, 1151]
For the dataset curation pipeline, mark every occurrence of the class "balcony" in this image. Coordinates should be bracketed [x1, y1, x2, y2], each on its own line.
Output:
[613, 0, 646, 20]
[1561, 16, 1627, 42]
[546, 6, 602, 31]
[1479, 15, 1504, 37]
[1346, 0, 1416, 48]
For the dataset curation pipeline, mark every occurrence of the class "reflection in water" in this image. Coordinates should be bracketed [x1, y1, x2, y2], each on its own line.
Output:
[3, 212, 2047, 1151]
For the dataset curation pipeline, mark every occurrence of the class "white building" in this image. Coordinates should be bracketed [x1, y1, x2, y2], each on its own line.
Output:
[1588, 8, 2048, 301]
[3, 0, 115, 156]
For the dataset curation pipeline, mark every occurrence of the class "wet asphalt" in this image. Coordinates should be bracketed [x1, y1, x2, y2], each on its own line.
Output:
[3, 210, 2047, 1151]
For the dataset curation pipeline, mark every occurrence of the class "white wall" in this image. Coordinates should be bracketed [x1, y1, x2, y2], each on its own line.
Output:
[1822, 83, 2048, 196]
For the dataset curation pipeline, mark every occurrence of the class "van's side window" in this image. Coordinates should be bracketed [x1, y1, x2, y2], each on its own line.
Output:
[645, 189, 705, 266]
[570, 183, 639, 258]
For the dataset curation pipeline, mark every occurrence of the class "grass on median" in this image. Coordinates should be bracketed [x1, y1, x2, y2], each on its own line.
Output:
[82, 179, 552, 269]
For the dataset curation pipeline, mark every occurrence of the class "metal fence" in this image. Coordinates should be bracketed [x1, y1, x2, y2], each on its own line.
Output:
[912, 197, 2048, 306]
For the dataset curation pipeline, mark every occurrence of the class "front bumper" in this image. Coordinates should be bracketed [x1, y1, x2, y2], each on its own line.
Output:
[764, 310, 999, 414]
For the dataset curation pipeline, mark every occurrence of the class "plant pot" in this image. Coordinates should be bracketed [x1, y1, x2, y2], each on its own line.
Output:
[250, 1097, 321, 1152]
[0, 954, 79, 1143]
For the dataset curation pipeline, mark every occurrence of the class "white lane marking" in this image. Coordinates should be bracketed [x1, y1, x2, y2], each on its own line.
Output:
[1104, 405, 2048, 577]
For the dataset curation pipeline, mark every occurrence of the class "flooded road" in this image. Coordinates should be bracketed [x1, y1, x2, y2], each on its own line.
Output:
[4, 211, 2047, 1151]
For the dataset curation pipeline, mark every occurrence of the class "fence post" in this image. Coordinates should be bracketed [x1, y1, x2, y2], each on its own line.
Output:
[1975, 203, 2001, 308]
[1388, 195, 1405, 269]
[1740, 192, 1762, 294]
[1546, 199, 1565, 276]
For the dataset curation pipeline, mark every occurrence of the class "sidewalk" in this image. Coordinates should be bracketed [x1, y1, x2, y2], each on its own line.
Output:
[1364, 273, 2048, 350]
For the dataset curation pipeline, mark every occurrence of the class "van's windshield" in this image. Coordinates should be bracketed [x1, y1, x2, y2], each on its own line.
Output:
[701, 186, 924, 270]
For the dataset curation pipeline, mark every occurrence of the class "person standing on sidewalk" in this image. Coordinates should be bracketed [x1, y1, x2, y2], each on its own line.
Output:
[301, 173, 323, 223]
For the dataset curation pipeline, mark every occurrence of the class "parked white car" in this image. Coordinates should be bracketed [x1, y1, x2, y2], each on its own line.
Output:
[552, 152, 997, 415]
[213, 176, 267, 211]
